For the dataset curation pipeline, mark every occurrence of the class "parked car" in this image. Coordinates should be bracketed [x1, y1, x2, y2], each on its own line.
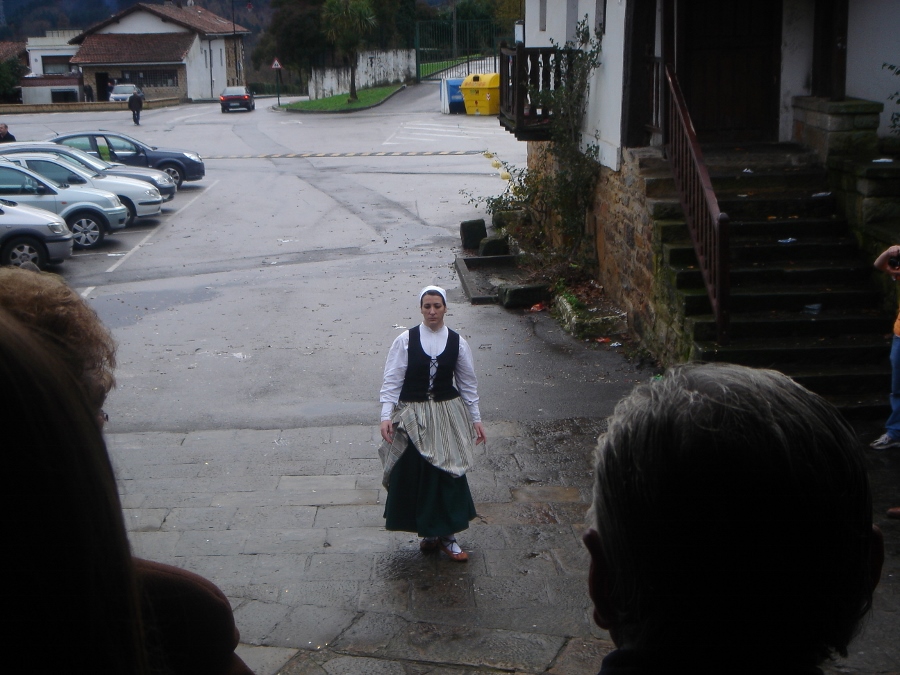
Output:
[2, 153, 163, 226]
[109, 84, 144, 102]
[0, 142, 177, 200]
[220, 86, 255, 112]
[0, 159, 128, 249]
[0, 198, 72, 269]
[52, 131, 205, 188]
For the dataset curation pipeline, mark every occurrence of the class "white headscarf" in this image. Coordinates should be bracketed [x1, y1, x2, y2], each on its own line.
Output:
[418, 285, 447, 305]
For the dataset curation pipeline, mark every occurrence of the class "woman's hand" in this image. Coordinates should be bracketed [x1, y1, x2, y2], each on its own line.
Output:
[473, 422, 486, 445]
[380, 420, 394, 444]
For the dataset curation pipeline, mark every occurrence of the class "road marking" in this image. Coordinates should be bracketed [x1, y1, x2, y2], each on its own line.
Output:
[80, 179, 220, 297]
[168, 110, 211, 125]
[203, 150, 482, 159]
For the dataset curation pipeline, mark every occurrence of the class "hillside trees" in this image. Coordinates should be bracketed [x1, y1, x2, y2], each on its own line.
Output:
[254, 0, 328, 73]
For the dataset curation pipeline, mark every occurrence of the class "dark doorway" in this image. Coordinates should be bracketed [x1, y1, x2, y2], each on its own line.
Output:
[96, 73, 110, 101]
[678, 0, 782, 142]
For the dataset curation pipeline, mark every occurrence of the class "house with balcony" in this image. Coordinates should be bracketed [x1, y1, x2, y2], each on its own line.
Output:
[500, 0, 899, 414]
[20, 30, 82, 104]
[69, 0, 250, 102]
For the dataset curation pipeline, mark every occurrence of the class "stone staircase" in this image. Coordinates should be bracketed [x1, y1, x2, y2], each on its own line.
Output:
[644, 143, 893, 417]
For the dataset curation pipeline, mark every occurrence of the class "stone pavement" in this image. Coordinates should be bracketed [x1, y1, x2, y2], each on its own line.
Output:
[109, 418, 615, 675]
[108, 418, 900, 675]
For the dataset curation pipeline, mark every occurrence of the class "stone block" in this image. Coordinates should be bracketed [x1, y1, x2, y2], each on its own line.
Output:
[858, 178, 900, 197]
[491, 209, 528, 230]
[460, 218, 487, 249]
[265, 604, 357, 649]
[497, 283, 550, 308]
[511, 486, 581, 502]
[478, 235, 510, 256]
[233, 643, 299, 674]
[555, 295, 628, 338]
[862, 197, 900, 223]
[854, 114, 881, 130]
[826, 130, 879, 156]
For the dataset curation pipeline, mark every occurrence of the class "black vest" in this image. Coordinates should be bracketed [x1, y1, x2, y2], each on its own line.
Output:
[399, 325, 460, 402]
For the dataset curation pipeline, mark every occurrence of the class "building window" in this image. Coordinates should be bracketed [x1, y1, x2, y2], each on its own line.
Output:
[539, 0, 547, 31]
[121, 70, 179, 88]
[51, 89, 78, 103]
[595, 0, 607, 34]
[42, 55, 71, 75]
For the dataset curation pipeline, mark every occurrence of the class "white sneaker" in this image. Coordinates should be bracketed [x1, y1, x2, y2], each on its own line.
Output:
[870, 433, 900, 450]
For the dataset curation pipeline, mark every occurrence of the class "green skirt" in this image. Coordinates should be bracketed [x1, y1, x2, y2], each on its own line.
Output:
[383, 442, 476, 537]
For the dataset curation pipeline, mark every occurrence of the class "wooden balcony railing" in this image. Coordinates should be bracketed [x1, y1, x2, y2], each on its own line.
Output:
[663, 63, 730, 344]
[499, 43, 569, 141]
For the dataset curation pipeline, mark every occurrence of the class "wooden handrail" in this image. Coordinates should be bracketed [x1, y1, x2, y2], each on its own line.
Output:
[663, 64, 730, 344]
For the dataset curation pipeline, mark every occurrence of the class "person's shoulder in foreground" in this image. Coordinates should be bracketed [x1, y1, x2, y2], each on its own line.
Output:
[136, 559, 253, 675]
[584, 363, 884, 675]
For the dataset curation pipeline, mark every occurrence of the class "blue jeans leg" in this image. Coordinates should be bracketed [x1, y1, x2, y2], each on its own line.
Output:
[887, 334, 900, 439]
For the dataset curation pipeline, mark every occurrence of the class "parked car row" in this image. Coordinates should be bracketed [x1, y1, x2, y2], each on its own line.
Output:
[0, 131, 205, 269]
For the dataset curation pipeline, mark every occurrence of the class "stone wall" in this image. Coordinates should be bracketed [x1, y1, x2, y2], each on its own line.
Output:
[591, 146, 688, 364]
[0, 98, 181, 115]
[525, 142, 691, 365]
[793, 96, 883, 162]
[310, 50, 414, 100]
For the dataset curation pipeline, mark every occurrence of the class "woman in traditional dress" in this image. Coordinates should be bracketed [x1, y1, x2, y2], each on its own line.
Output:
[379, 285, 486, 561]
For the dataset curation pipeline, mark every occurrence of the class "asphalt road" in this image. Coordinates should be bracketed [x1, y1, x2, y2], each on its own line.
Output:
[8, 84, 644, 434]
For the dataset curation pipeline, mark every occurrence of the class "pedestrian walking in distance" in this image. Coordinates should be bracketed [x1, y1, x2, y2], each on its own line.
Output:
[84, 84, 94, 102]
[0, 123, 16, 143]
[128, 90, 143, 125]
[379, 285, 486, 561]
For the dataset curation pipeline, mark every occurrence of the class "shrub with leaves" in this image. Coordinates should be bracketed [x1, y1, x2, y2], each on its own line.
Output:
[464, 18, 602, 286]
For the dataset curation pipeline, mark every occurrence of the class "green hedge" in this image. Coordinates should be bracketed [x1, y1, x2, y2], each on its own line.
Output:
[248, 82, 307, 96]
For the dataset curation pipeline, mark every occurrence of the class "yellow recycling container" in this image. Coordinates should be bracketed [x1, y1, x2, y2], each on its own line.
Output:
[461, 73, 500, 115]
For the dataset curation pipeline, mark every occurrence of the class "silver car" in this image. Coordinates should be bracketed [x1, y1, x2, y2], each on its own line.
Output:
[110, 84, 144, 102]
[0, 159, 127, 249]
[3, 153, 163, 226]
[0, 199, 73, 269]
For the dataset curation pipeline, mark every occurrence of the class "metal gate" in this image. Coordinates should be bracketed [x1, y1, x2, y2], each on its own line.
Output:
[415, 20, 499, 82]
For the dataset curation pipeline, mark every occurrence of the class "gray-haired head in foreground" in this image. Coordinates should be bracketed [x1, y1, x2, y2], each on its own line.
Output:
[589, 363, 875, 667]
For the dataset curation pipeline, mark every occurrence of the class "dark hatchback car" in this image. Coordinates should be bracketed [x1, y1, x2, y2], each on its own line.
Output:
[51, 131, 204, 188]
[220, 86, 255, 113]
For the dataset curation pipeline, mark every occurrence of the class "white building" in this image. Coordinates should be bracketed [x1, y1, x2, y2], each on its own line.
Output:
[70, 1, 250, 102]
[20, 30, 82, 105]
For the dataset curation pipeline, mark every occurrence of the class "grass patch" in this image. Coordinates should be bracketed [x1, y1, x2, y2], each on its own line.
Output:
[283, 84, 403, 112]
[418, 55, 483, 79]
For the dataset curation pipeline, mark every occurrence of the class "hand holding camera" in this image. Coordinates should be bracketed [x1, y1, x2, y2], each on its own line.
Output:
[875, 246, 900, 280]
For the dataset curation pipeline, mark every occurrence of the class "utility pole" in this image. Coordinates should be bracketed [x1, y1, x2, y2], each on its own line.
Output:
[231, 0, 240, 85]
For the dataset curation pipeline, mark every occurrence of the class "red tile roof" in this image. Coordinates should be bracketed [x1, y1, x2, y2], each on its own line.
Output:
[71, 2, 249, 44]
[140, 2, 249, 35]
[70, 33, 196, 65]
[0, 41, 26, 61]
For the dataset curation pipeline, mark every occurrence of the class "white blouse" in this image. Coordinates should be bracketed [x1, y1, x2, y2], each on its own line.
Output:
[380, 323, 481, 423]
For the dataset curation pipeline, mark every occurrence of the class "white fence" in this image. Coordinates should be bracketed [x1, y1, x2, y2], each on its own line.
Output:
[310, 49, 415, 100]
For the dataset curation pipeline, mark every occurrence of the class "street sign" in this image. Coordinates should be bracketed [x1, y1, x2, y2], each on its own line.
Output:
[271, 58, 283, 70]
